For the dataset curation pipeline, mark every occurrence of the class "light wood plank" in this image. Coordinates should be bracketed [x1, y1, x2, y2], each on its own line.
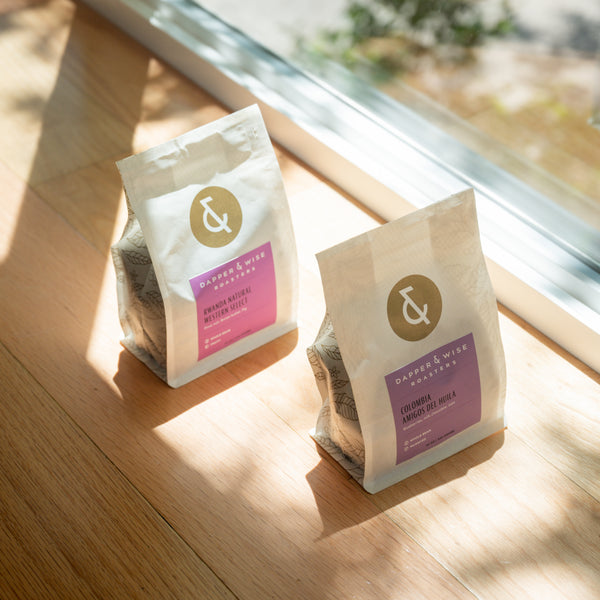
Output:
[371, 432, 600, 599]
[0, 341, 236, 600]
[0, 1, 142, 186]
[500, 307, 600, 500]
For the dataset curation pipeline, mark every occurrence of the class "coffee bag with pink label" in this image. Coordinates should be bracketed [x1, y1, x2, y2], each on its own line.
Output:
[112, 105, 298, 387]
[307, 190, 506, 493]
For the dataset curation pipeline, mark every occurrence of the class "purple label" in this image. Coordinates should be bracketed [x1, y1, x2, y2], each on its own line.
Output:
[385, 333, 481, 465]
[189, 242, 277, 361]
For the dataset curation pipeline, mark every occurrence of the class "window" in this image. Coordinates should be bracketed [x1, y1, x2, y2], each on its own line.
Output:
[85, 0, 600, 372]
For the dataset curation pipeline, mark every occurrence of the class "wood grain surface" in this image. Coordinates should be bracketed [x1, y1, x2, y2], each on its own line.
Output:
[0, 2, 598, 599]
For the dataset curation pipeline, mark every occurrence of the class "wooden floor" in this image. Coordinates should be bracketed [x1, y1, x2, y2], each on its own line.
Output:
[1, 1, 598, 598]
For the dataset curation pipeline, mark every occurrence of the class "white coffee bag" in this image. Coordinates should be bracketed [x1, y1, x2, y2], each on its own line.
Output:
[308, 190, 506, 493]
[112, 105, 298, 387]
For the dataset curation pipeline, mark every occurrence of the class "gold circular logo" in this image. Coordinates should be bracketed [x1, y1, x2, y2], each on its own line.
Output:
[190, 186, 242, 248]
[387, 275, 442, 341]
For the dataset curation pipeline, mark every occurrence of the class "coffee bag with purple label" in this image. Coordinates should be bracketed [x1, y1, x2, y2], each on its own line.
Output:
[112, 105, 298, 387]
[307, 190, 506, 493]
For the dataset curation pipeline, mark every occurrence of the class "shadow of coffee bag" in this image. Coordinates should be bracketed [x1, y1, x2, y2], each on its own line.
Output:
[112, 105, 298, 387]
[307, 190, 506, 493]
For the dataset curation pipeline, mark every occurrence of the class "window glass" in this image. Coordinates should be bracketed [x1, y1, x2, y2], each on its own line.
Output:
[196, 0, 600, 233]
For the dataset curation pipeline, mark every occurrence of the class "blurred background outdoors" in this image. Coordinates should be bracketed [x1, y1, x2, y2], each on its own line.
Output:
[196, 0, 600, 229]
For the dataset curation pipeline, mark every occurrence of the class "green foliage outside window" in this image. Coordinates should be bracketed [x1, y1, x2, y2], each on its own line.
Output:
[298, 0, 515, 80]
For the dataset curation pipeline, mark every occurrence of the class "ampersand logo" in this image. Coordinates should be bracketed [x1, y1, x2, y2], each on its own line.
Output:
[387, 274, 442, 341]
[190, 186, 242, 247]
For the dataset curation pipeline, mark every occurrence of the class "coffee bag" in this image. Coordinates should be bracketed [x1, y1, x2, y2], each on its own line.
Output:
[308, 190, 506, 493]
[113, 105, 298, 387]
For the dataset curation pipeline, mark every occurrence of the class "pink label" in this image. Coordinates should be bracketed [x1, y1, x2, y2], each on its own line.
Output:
[385, 333, 481, 465]
[189, 242, 277, 361]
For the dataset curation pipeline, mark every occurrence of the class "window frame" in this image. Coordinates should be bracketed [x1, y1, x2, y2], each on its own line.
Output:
[85, 0, 600, 373]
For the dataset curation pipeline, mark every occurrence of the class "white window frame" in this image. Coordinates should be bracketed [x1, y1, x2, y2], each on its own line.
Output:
[85, 0, 600, 373]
